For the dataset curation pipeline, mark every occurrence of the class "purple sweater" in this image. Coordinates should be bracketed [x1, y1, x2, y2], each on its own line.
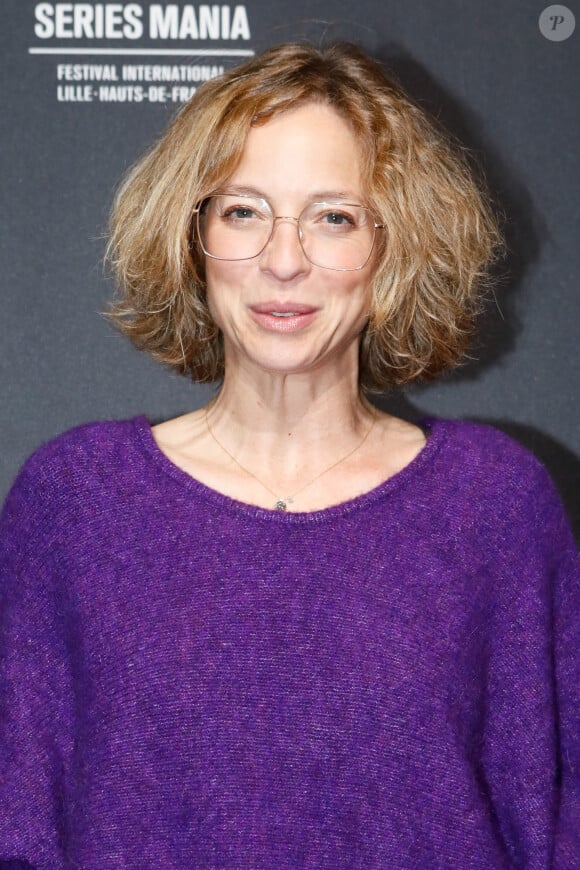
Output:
[0, 416, 578, 869]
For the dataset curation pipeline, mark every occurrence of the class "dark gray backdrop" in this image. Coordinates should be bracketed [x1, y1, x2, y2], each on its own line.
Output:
[2, 1, 579, 535]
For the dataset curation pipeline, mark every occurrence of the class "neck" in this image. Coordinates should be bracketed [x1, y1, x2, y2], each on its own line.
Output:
[206, 353, 374, 468]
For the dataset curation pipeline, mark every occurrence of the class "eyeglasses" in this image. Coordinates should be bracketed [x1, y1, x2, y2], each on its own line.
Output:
[193, 193, 384, 272]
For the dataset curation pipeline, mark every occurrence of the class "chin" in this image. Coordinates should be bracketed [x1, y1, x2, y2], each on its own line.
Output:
[255, 354, 320, 377]
[227, 328, 361, 378]
[251, 343, 357, 379]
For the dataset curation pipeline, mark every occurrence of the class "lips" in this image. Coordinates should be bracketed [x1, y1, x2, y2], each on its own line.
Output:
[250, 302, 317, 315]
[249, 302, 318, 333]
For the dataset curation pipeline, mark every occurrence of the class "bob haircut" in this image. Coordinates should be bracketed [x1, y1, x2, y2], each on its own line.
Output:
[107, 42, 503, 391]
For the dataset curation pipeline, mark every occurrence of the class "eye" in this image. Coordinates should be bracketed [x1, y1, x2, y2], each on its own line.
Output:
[309, 205, 361, 233]
[222, 205, 258, 221]
[212, 195, 270, 226]
[322, 211, 356, 226]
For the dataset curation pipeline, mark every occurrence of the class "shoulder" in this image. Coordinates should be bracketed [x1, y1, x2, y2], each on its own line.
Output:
[427, 416, 575, 550]
[428, 416, 552, 485]
[18, 416, 143, 477]
[2, 417, 146, 522]
[29, 416, 142, 462]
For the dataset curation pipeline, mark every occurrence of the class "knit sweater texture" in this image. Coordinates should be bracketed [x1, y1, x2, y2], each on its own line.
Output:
[0, 415, 578, 869]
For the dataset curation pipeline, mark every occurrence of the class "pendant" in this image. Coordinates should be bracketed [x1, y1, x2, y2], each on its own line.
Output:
[274, 499, 287, 511]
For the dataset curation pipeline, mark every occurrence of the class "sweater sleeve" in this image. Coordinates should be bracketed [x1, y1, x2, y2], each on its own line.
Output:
[481, 456, 580, 870]
[536, 488, 580, 870]
[553, 528, 580, 867]
[0, 452, 73, 869]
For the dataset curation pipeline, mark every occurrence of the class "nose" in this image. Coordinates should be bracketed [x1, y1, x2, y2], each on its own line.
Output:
[259, 216, 310, 280]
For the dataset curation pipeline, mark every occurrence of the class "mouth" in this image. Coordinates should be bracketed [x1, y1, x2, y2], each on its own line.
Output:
[249, 303, 318, 333]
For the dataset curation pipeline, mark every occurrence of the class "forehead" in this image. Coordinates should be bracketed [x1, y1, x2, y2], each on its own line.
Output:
[227, 102, 364, 200]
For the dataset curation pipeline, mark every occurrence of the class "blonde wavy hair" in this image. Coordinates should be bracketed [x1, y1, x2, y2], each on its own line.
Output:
[107, 42, 503, 390]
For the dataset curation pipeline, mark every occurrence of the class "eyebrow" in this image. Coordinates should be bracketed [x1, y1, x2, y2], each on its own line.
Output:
[221, 184, 363, 202]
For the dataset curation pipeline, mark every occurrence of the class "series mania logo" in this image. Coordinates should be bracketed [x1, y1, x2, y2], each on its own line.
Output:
[34, 3, 252, 41]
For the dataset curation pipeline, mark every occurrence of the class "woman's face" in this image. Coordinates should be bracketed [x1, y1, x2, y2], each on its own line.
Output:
[204, 102, 377, 381]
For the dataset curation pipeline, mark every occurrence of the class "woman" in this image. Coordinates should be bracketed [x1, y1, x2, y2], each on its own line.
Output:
[0, 43, 577, 868]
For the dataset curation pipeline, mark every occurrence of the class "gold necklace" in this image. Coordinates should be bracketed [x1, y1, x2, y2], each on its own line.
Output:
[204, 406, 377, 511]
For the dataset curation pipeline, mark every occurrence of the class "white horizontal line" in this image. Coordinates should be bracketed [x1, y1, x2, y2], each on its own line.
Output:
[28, 47, 254, 57]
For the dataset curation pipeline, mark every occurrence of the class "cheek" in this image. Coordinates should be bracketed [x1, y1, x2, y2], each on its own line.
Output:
[348, 280, 374, 336]
[204, 283, 232, 336]
[204, 262, 252, 334]
[344, 274, 374, 317]
[204, 272, 220, 325]
[204, 263, 233, 321]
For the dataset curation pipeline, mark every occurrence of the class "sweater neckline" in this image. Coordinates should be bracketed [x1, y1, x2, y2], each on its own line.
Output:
[132, 414, 445, 524]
